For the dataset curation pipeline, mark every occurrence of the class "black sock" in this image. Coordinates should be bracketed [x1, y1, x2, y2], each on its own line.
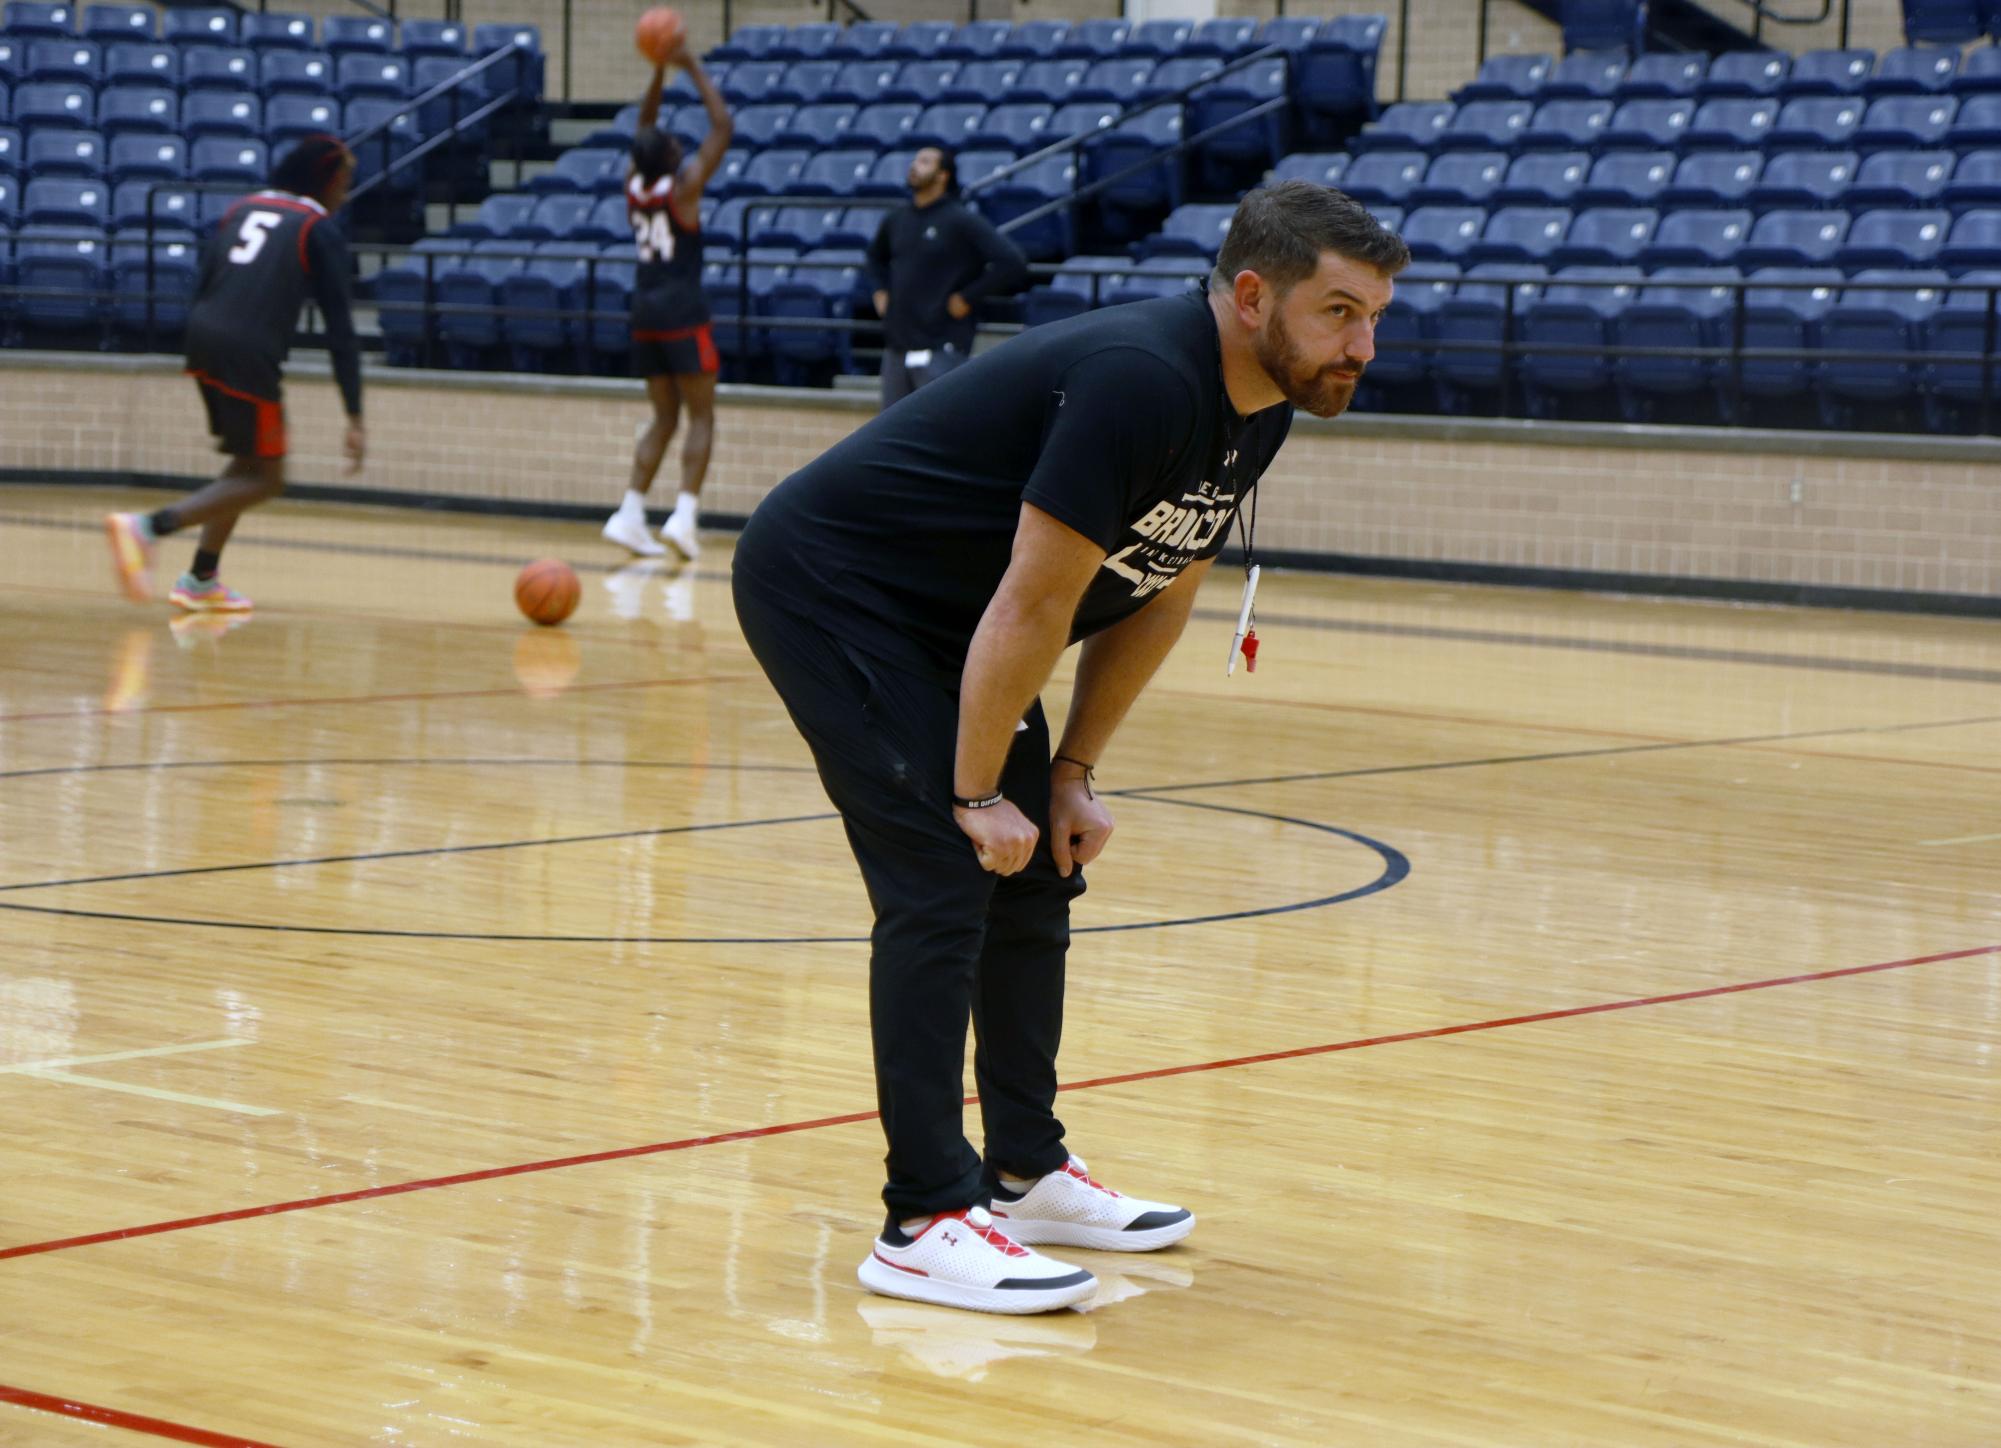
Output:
[191, 549, 221, 582]
[148, 508, 180, 538]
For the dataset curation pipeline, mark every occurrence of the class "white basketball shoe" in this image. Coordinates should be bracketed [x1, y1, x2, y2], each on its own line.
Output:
[857, 1205, 1097, 1315]
[987, 1156, 1195, 1252]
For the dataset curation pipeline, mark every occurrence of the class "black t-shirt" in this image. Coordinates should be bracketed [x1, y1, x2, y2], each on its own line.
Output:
[865, 196, 1029, 353]
[735, 289, 1293, 683]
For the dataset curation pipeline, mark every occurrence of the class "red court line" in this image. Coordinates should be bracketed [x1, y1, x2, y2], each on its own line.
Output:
[3, 943, 1994, 1266]
[0, 1382, 287, 1448]
[0, 672, 755, 724]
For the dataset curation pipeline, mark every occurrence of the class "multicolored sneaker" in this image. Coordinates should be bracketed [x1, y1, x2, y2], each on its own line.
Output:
[167, 574, 253, 613]
[103, 512, 156, 603]
[857, 1205, 1097, 1315]
[987, 1156, 1195, 1252]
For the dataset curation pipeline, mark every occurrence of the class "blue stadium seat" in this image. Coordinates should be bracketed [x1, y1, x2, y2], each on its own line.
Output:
[700, 195, 749, 253]
[885, 58, 958, 105]
[1185, 55, 1290, 168]
[721, 59, 786, 105]
[183, 91, 260, 140]
[1519, 99, 1614, 152]
[1685, 99, 1779, 150]
[1953, 45, 2001, 95]
[1784, 48, 1875, 97]
[985, 102, 1055, 155]
[0, 39, 17, 85]
[105, 130, 179, 180]
[499, 241, 595, 366]
[1703, 52, 1791, 98]
[730, 102, 793, 149]
[472, 23, 542, 101]
[1014, 57, 1088, 105]
[0, 174, 16, 226]
[25, 38, 99, 84]
[1905, 0, 1984, 43]
[1401, 205, 1488, 263]
[1870, 46, 1958, 96]
[456, 192, 536, 242]
[1620, 54, 1708, 99]
[1848, 148, 1955, 208]
[748, 200, 842, 250]
[17, 224, 111, 332]
[182, 44, 257, 92]
[1820, 267, 1946, 418]
[557, 194, 619, 243]
[977, 151, 1076, 258]
[242, 13, 316, 51]
[267, 95, 339, 148]
[954, 147, 1013, 190]
[323, 15, 393, 56]
[1412, 151, 1509, 208]
[1855, 95, 1958, 150]
[1470, 206, 1573, 266]
[0, 125, 18, 177]
[1255, 16, 1322, 53]
[1750, 151, 1858, 210]
[164, 9, 237, 45]
[103, 40, 172, 88]
[850, 102, 920, 151]
[25, 125, 100, 175]
[1939, 207, 2001, 269]
[773, 59, 841, 104]
[1437, 101, 1537, 154]
[710, 25, 782, 64]
[1184, 18, 1257, 59]
[1088, 105, 1186, 222]
[695, 148, 754, 201]
[797, 146, 876, 197]
[1048, 99, 1121, 144]
[776, 101, 858, 149]
[23, 175, 105, 226]
[108, 233, 197, 333]
[1922, 269, 2001, 421]
[524, 192, 594, 242]
[1496, 151, 1594, 209]
[14, 81, 92, 127]
[830, 22, 898, 60]
[401, 20, 468, 59]
[1434, 261, 1546, 399]
[884, 20, 954, 61]
[1613, 266, 1741, 414]
[1769, 97, 1864, 152]
[528, 146, 622, 196]
[939, 21, 1010, 61]
[1058, 18, 1131, 61]
[1456, 54, 1554, 103]
[735, 147, 810, 198]
[1576, 150, 1675, 207]
[1736, 266, 1840, 399]
[188, 136, 264, 185]
[1143, 54, 1223, 100]
[939, 56, 1019, 103]
[909, 101, 986, 150]
[337, 53, 409, 101]
[1268, 152, 1350, 188]
[109, 176, 194, 232]
[436, 238, 528, 358]
[1353, 102, 1455, 153]
[1520, 265, 1641, 414]
[1294, 17, 1384, 136]
[96, 84, 172, 135]
[1951, 94, 2001, 147]
[1101, 255, 1208, 306]
[1544, 51, 1628, 100]
[770, 23, 840, 62]
[1369, 259, 1457, 391]
[261, 51, 334, 99]
[87, 2, 153, 41]
[1943, 149, 2001, 210]
[1598, 98, 1695, 150]
[5, 2, 75, 37]
[1341, 150, 1428, 206]
[1022, 254, 1127, 326]
[1121, 19, 1191, 58]
[1076, 56, 1153, 104]
[1737, 209, 1851, 268]
[1551, 207, 1657, 267]
[859, 148, 917, 197]
[1661, 150, 1764, 208]
[1836, 208, 1950, 269]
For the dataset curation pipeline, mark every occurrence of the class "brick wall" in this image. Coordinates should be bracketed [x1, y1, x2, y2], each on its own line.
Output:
[4, 354, 1996, 602]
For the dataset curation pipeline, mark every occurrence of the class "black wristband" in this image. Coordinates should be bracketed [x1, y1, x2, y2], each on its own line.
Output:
[952, 790, 1004, 810]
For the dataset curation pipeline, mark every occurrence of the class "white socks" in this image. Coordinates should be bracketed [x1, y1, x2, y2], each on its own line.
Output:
[670, 491, 699, 526]
[620, 489, 649, 519]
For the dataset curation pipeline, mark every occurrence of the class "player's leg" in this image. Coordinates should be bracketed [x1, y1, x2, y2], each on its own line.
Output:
[661, 361, 715, 562]
[603, 369, 676, 556]
[158, 453, 282, 611]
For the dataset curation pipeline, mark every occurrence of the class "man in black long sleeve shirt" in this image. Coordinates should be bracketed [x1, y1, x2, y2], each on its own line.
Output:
[866, 147, 1029, 408]
[105, 134, 366, 612]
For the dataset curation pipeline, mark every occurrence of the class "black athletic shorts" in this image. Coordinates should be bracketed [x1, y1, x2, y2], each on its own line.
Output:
[186, 349, 286, 459]
[632, 321, 719, 378]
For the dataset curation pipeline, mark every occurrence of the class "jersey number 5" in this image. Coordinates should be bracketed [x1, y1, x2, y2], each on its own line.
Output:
[228, 210, 286, 265]
[633, 211, 675, 264]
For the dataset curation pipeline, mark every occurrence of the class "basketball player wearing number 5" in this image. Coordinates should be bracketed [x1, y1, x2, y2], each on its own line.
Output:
[601, 44, 732, 563]
[104, 134, 364, 612]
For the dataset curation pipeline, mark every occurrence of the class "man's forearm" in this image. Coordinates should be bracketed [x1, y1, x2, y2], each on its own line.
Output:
[955, 596, 1074, 798]
[1058, 576, 1203, 765]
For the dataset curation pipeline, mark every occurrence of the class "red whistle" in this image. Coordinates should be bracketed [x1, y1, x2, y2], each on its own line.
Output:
[1241, 629, 1259, 673]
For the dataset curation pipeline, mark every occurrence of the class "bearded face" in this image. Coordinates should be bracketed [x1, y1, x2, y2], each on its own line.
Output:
[1254, 299, 1365, 419]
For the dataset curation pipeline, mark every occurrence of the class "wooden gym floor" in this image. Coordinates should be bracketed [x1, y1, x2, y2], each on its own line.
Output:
[0, 483, 1997, 1447]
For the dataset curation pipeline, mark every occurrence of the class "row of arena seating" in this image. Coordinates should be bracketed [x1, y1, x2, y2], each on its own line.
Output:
[1906, 0, 2001, 44]
[1455, 46, 2001, 103]
[0, 4, 541, 69]
[706, 16, 1366, 65]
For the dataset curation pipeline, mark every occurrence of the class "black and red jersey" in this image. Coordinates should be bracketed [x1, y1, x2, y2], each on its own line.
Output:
[627, 170, 708, 330]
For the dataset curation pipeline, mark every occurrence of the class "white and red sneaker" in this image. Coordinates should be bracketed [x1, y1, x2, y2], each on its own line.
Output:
[857, 1205, 1097, 1315]
[988, 1156, 1195, 1252]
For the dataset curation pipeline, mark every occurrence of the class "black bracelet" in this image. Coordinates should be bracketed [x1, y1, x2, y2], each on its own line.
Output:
[953, 790, 1004, 810]
[1051, 754, 1096, 798]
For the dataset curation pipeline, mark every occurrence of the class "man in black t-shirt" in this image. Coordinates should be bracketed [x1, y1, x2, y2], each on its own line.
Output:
[734, 182, 1408, 1315]
[104, 134, 365, 612]
[865, 147, 1028, 408]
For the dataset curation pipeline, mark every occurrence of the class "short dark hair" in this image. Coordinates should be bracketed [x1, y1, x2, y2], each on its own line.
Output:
[632, 125, 681, 184]
[926, 144, 958, 193]
[269, 134, 353, 204]
[1210, 181, 1409, 294]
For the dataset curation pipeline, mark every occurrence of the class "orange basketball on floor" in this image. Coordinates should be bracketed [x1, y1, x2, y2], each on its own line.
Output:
[515, 559, 580, 627]
[635, 6, 685, 65]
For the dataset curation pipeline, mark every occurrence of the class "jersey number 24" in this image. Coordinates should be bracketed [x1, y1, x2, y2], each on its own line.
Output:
[633, 210, 676, 263]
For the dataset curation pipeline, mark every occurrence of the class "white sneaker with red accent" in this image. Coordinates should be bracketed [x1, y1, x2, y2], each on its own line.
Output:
[987, 1156, 1195, 1252]
[857, 1206, 1097, 1315]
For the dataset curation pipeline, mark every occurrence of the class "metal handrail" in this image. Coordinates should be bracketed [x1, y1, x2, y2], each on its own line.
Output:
[343, 42, 529, 203]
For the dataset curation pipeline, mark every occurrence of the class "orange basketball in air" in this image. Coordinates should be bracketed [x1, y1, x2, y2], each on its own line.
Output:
[515, 558, 580, 627]
[635, 7, 686, 65]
